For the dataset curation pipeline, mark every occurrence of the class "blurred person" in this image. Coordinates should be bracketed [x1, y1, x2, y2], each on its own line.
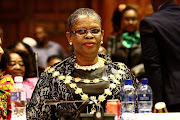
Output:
[8, 41, 38, 77]
[22, 37, 37, 47]
[0, 28, 14, 120]
[32, 26, 67, 69]
[46, 55, 62, 67]
[140, 0, 180, 111]
[27, 8, 139, 119]
[105, 6, 145, 79]
[0, 50, 38, 99]
[98, 46, 107, 55]
[111, 4, 127, 36]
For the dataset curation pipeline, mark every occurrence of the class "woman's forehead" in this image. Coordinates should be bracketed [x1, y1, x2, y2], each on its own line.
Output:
[72, 16, 101, 28]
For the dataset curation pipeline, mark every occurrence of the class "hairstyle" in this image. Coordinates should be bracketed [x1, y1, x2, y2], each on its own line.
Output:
[112, 7, 123, 32]
[67, 8, 102, 30]
[8, 41, 35, 57]
[0, 49, 33, 80]
[47, 55, 62, 63]
[121, 6, 139, 19]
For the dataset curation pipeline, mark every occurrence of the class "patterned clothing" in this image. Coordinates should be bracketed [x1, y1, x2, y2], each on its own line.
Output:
[0, 75, 14, 120]
[27, 54, 139, 120]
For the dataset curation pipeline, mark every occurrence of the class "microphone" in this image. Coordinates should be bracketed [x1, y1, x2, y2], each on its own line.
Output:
[34, 52, 39, 78]
[58, 99, 89, 120]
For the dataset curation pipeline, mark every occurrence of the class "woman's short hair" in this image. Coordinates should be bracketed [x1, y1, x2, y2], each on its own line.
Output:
[67, 8, 102, 30]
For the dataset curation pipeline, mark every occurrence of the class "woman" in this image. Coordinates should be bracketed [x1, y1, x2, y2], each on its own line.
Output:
[0, 50, 38, 99]
[27, 8, 139, 120]
[8, 41, 38, 77]
[105, 6, 145, 79]
[0, 28, 14, 120]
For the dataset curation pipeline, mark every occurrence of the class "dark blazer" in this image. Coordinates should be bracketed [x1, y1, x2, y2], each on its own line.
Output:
[140, 1, 180, 106]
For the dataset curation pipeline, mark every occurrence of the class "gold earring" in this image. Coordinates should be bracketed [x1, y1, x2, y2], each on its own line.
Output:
[69, 42, 72, 45]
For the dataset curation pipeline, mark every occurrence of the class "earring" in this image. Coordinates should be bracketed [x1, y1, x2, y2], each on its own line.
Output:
[101, 41, 103, 44]
[69, 42, 72, 45]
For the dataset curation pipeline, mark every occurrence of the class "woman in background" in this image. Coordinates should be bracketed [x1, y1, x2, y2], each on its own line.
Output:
[105, 6, 145, 79]
[8, 41, 38, 77]
[0, 50, 38, 99]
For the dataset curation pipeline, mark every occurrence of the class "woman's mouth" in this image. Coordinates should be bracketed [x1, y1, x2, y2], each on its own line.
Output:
[83, 42, 95, 47]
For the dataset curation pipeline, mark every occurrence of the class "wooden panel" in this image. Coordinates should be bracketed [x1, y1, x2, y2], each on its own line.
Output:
[32, 0, 54, 13]
[0, 22, 19, 48]
[2, 0, 178, 55]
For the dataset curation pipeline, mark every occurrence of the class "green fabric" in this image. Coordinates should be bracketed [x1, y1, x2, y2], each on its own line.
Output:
[122, 31, 140, 48]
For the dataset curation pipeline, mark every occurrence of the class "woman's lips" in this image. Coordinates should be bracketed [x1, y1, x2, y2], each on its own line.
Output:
[83, 42, 95, 47]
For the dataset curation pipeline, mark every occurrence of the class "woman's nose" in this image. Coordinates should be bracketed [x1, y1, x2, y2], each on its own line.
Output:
[85, 31, 94, 39]
[14, 64, 21, 69]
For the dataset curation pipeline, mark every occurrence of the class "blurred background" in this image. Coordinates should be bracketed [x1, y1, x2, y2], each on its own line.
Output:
[0, 0, 179, 55]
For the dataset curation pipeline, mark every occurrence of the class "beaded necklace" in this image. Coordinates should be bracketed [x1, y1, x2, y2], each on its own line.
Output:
[74, 57, 103, 71]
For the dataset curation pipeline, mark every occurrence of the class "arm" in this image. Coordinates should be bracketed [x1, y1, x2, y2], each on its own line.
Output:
[140, 19, 163, 104]
[26, 72, 51, 119]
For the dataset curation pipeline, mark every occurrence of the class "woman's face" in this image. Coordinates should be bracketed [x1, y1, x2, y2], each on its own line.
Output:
[0, 38, 4, 61]
[121, 9, 138, 33]
[5, 53, 25, 79]
[66, 16, 104, 58]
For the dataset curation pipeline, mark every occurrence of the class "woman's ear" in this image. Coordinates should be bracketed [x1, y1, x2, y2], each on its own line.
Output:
[66, 31, 72, 44]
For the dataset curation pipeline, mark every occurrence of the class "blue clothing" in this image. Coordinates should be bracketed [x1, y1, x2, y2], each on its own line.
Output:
[32, 41, 67, 68]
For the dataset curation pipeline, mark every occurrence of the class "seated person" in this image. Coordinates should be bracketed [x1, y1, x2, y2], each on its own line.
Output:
[105, 6, 145, 79]
[8, 41, 38, 77]
[27, 8, 140, 120]
[46, 55, 62, 67]
[0, 50, 38, 99]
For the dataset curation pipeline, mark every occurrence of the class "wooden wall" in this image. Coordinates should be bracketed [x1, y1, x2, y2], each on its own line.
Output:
[0, 0, 179, 55]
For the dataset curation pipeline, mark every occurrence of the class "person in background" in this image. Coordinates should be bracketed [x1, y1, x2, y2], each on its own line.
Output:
[140, 0, 180, 111]
[46, 55, 62, 67]
[0, 50, 38, 99]
[105, 4, 126, 58]
[32, 26, 67, 69]
[105, 6, 145, 79]
[22, 37, 37, 47]
[98, 46, 107, 55]
[27, 8, 139, 120]
[0, 28, 14, 120]
[8, 41, 38, 77]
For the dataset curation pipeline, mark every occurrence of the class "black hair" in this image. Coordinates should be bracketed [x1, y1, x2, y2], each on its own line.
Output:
[0, 49, 34, 80]
[121, 6, 139, 19]
[112, 7, 123, 32]
[47, 55, 62, 63]
[7, 41, 37, 77]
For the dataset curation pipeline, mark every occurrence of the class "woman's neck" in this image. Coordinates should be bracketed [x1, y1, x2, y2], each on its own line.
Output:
[75, 55, 99, 66]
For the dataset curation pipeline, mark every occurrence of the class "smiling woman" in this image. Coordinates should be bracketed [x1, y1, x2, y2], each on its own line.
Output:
[0, 50, 32, 80]
[27, 8, 140, 120]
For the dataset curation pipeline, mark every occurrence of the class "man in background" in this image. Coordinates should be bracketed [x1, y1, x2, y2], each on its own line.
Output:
[32, 26, 67, 69]
[140, 0, 180, 111]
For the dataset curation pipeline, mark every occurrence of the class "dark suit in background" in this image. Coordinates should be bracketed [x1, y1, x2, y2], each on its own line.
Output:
[140, 0, 180, 111]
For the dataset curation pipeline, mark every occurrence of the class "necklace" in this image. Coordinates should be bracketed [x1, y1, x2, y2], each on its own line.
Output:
[57, 74, 122, 114]
[74, 57, 104, 71]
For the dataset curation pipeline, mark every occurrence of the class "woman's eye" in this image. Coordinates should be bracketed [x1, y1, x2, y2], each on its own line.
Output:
[91, 29, 100, 34]
[77, 29, 86, 34]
